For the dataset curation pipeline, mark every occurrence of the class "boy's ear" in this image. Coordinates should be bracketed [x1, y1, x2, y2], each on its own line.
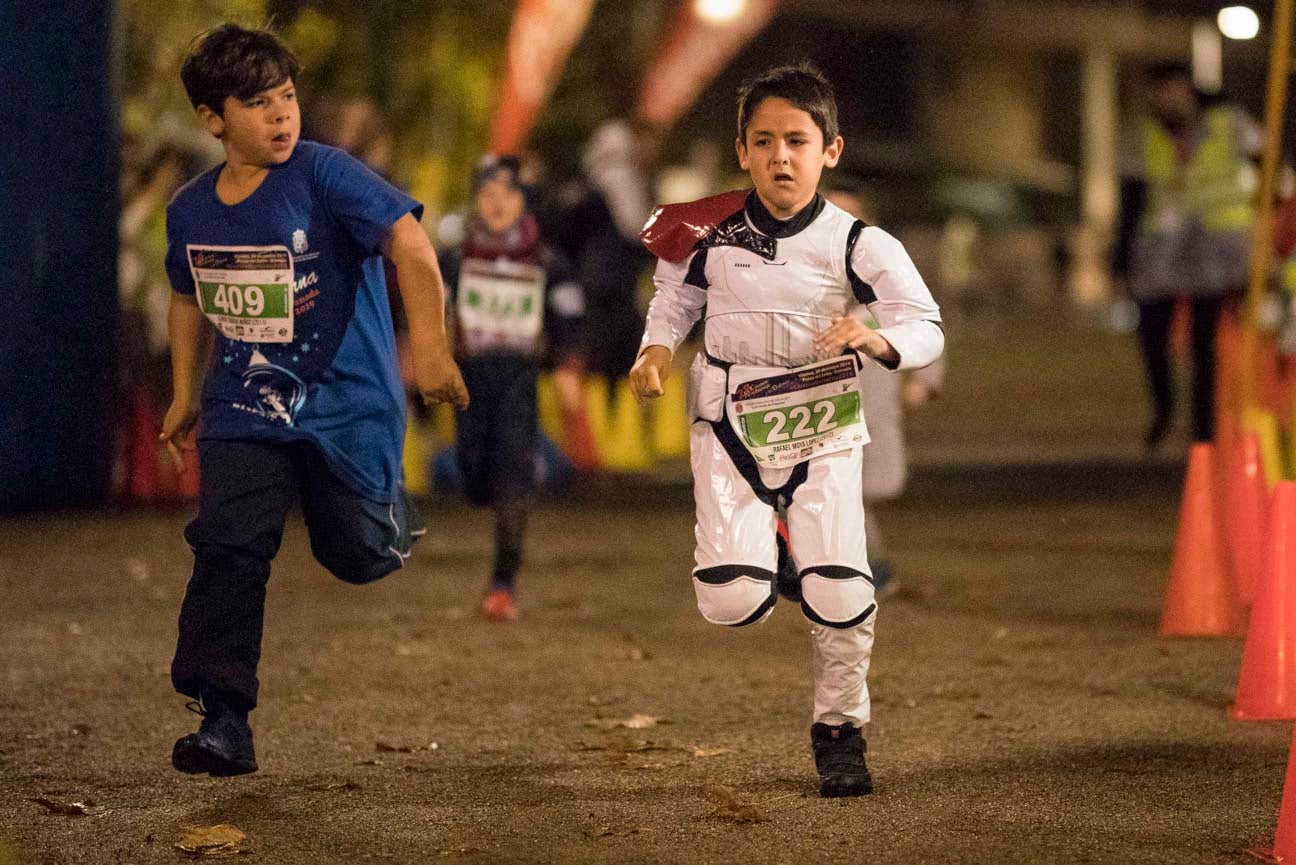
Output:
[823, 135, 844, 169]
[196, 105, 225, 140]
[735, 137, 749, 171]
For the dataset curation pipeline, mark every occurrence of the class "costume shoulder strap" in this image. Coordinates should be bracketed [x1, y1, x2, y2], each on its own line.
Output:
[844, 219, 877, 305]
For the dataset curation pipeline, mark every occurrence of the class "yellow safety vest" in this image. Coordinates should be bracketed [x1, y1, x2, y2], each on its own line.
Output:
[1141, 106, 1255, 234]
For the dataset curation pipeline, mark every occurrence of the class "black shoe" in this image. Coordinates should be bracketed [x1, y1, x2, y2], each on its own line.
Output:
[775, 530, 802, 602]
[172, 691, 258, 777]
[811, 722, 873, 797]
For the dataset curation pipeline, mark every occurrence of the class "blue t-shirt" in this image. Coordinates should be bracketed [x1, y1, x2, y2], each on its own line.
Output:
[164, 141, 422, 503]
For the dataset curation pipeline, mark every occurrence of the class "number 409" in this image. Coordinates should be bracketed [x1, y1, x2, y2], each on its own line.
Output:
[763, 400, 838, 443]
[212, 284, 265, 316]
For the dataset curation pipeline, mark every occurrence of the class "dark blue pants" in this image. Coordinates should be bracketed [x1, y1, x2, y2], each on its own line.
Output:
[455, 357, 538, 589]
[455, 357, 538, 506]
[171, 439, 422, 710]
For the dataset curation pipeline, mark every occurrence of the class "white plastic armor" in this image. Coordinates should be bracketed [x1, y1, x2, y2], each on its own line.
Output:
[642, 196, 943, 727]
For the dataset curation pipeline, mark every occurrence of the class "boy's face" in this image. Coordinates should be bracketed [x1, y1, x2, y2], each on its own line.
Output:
[475, 173, 526, 234]
[736, 96, 843, 219]
[199, 79, 300, 168]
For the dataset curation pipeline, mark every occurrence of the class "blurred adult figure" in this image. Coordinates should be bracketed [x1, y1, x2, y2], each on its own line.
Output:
[823, 187, 944, 598]
[1113, 62, 1261, 449]
[542, 119, 656, 383]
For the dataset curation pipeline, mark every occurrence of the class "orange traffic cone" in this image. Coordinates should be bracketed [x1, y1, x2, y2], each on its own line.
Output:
[1249, 724, 1296, 861]
[1226, 430, 1270, 604]
[1232, 482, 1296, 720]
[1160, 443, 1246, 637]
[562, 405, 601, 472]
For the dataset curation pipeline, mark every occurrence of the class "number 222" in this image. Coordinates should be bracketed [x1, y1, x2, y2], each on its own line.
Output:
[763, 400, 838, 443]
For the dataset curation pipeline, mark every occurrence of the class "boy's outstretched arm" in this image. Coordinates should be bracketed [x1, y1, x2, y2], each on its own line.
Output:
[629, 255, 707, 404]
[160, 293, 212, 473]
[383, 213, 469, 410]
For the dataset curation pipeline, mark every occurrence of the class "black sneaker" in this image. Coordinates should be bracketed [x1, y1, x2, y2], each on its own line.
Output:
[172, 690, 258, 777]
[811, 722, 873, 797]
[775, 530, 802, 602]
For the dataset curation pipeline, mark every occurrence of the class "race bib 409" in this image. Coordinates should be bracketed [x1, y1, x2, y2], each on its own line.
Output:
[188, 245, 294, 343]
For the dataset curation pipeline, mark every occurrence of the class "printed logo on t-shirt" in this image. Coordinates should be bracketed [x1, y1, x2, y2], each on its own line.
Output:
[292, 229, 309, 255]
[237, 349, 306, 426]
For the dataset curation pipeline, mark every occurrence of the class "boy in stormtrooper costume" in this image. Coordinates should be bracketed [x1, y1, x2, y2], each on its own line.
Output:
[629, 63, 943, 797]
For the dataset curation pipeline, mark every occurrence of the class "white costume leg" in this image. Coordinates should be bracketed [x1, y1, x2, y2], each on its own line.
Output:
[811, 619, 875, 726]
[690, 421, 779, 626]
[785, 446, 874, 726]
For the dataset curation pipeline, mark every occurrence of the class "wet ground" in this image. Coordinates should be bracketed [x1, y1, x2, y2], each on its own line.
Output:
[2, 313, 1285, 864]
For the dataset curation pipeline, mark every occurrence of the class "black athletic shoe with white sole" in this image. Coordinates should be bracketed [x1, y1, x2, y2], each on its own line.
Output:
[811, 722, 872, 797]
[172, 690, 258, 777]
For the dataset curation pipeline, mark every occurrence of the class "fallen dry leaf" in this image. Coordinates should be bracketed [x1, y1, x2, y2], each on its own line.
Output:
[583, 738, 682, 754]
[175, 824, 249, 858]
[29, 797, 106, 817]
[307, 780, 361, 792]
[701, 783, 768, 823]
[585, 714, 668, 730]
[692, 747, 736, 758]
[376, 741, 439, 753]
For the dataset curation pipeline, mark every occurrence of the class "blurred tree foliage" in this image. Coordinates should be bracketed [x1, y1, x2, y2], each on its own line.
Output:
[116, 0, 513, 215]
[117, 0, 672, 217]
[116, 0, 270, 177]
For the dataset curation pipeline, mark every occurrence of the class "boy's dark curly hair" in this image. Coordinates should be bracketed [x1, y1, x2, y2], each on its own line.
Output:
[180, 23, 301, 115]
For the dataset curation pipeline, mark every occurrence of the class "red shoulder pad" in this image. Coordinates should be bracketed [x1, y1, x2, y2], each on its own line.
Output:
[639, 189, 749, 263]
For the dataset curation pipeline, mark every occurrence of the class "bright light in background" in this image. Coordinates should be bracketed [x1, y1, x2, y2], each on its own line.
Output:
[1218, 6, 1260, 40]
[695, 0, 747, 25]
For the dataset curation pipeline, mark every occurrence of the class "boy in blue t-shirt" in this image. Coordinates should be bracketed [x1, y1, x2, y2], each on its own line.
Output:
[159, 24, 468, 777]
